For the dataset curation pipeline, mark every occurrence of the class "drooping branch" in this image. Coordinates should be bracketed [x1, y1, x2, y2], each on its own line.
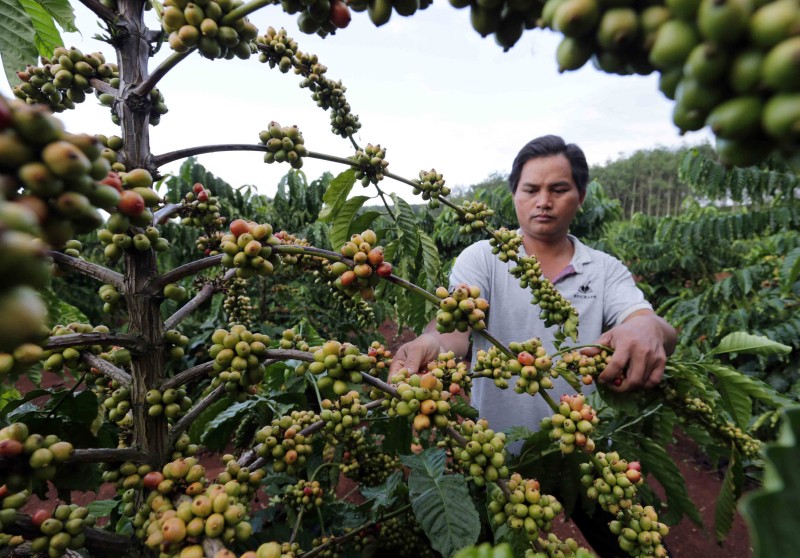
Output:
[154, 203, 181, 224]
[6, 514, 133, 556]
[43, 332, 148, 353]
[89, 78, 118, 96]
[76, 0, 117, 23]
[160, 362, 214, 391]
[164, 268, 236, 330]
[146, 254, 223, 293]
[81, 352, 132, 387]
[132, 50, 194, 97]
[168, 384, 226, 444]
[154, 144, 268, 167]
[70, 447, 145, 463]
[262, 349, 315, 362]
[48, 251, 125, 291]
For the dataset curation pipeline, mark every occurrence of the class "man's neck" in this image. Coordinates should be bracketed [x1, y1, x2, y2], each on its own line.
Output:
[521, 234, 575, 280]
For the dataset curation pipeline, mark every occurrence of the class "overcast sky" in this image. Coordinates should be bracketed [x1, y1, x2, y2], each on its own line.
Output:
[1, 3, 712, 200]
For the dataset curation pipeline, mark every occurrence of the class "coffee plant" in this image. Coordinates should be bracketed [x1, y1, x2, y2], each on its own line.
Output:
[0, 0, 798, 557]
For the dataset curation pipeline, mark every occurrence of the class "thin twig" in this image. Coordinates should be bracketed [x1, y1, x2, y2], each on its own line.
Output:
[75, 0, 117, 22]
[146, 254, 223, 293]
[133, 50, 194, 97]
[154, 203, 181, 224]
[219, 0, 273, 23]
[360, 373, 399, 399]
[81, 352, 132, 387]
[48, 251, 125, 291]
[70, 447, 145, 463]
[169, 384, 226, 444]
[43, 332, 147, 353]
[154, 144, 267, 167]
[289, 508, 305, 545]
[160, 361, 214, 391]
[164, 268, 236, 330]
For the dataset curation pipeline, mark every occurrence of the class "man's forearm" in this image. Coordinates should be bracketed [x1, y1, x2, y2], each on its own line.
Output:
[422, 320, 471, 359]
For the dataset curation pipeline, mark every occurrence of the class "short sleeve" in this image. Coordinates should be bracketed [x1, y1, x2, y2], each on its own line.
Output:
[603, 257, 653, 328]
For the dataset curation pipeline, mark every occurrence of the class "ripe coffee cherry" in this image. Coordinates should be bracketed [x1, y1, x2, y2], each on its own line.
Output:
[192, 182, 204, 194]
[117, 190, 145, 217]
[229, 219, 250, 237]
[376, 262, 393, 277]
[330, 0, 351, 28]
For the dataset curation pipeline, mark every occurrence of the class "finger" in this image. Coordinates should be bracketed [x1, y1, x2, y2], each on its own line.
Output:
[598, 352, 626, 386]
[644, 355, 666, 389]
[580, 333, 612, 357]
[388, 350, 407, 375]
[619, 354, 646, 391]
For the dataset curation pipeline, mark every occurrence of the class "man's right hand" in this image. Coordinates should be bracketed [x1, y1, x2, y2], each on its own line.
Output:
[388, 333, 444, 376]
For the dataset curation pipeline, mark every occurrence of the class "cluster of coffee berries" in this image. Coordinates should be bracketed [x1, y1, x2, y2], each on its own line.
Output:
[138, 464, 254, 555]
[452, 419, 509, 486]
[0, 488, 30, 535]
[12, 47, 117, 112]
[145, 387, 192, 420]
[256, 27, 298, 73]
[413, 169, 450, 208]
[161, 0, 258, 60]
[580, 452, 644, 515]
[163, 282, 189, 302]
[320, 390, 368, 440]
[26, 504, 96, 557]
[489, 227, 523, 263]
[208, 325, 270, 395]
[220, 219, 281, 278]
[0, 423, 74, 487]
[510, 254, 579, 338]
[514, 339, 559, 394]
[534, 533, 585, 558]
[284, 479, 324, 510]
[40, 322, 111, 372]
[454, 200, 494, 234]
[259, 121, 308, 169]
[96, 223, 169, 264]
[339, 429, 401, 486]
[608, 503, 669, 557]
[489, 474, 563, 540]
[164, 329, 190, 361]
[273, 230, 316, 268]
[663, 386, 762, 457]
[306, 340, 371, 394]
[330, 229, 391, 300]
[95, 282, 122, 313]
[375, 511, 437, 558]
[254, 411, 318, 474]
[434, 284, 489, 333]
[553, 349, 611, 386]
[181, 182, 224, 230]
[222, 278, 254, 329]
[249, 542, 302, 558]
[348, 0, 432, 26]
[97, 383, 133, 424]
[1, 97, 129, 244]
[278, 328, 311, 352]
[472, 345, 514, 389]
[386, 369, 452, 432]
[540, 394, 600, 454]
[352, 143, 388, 186]
[171, 433, 200, 461]
[424, 351, 472, 397]
[366, 340, 392, 376]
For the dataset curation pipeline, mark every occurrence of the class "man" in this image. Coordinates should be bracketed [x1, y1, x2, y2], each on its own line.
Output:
[389, 134, 676, 440]
[389, 135, 677, 555]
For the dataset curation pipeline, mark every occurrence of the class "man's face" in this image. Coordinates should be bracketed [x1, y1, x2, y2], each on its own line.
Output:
[513, 154, 585, 243]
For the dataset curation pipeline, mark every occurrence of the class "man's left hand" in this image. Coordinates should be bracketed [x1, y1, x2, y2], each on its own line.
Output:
[582, 310, 676, 392]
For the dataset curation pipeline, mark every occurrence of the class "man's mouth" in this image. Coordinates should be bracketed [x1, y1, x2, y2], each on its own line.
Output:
[533, 214, 554, 221]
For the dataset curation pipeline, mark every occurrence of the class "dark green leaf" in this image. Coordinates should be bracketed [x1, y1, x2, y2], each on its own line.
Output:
[18, 0, 61, 56]
[188, 395, 234, 443]
[350, 210, 382, 237]
[329, 195, 369, 251]
[637, 438, 702, 525]
[360, 470, 403, 515]
[450, 398, 479, 420]
[35, 0, 75, 31]
[319, 168, 356, 222]
[0, 0, 37, 86]
[87, 500, 118, 517]
[402, 448, 480, 558]
[41, 288, 89, 327]
[781, 247, 800, 295]
[709, 332, 791, 357]
[714, 447, 742, 542]
[200, 399, 257, 451]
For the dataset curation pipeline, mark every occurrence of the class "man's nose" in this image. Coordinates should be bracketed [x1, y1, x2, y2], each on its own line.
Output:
[535, 192, 553, 208]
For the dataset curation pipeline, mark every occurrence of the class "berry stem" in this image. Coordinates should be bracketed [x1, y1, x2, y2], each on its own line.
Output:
[159, 361, 214, 391]
[219, 0, 272, 24]
[163, 268, 236, 330]
[289, 507, 305, 544]
[133, 50, 194, 97]
[146, 254, 223, 293]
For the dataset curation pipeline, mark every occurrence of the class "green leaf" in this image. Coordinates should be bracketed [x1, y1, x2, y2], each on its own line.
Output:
[714, 447, 742, 542]
[18, 0, 62, 57]
[418, 230, 441, 289]
[402, 448, 480, 558]
[636, 438, 702, 525]
[0, 0, 38, 87]
[188, 395, 234, 443]
[360, 470, 403, 515]
[714, 370, 753, 429]
[740, 407, 800, 558]
[709, 332, 791, 357]
[349, 210, 382, 237]
[35, 0, 76, 32]
[329, 195, 369, 252]
[41, 288, 88, 326]
[707, 363, 790, 409]
[200, 399, 257, 451]
[86, 500, 118, 518]
[318, 168, 356, 222]
[450, 398, 479, 420]
[781, 247, 800, 295]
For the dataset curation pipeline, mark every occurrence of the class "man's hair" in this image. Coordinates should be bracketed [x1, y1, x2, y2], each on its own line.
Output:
[508, 135, 589, 196]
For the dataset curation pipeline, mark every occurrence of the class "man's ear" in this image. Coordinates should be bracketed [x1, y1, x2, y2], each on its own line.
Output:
[579, 189, 587, 205]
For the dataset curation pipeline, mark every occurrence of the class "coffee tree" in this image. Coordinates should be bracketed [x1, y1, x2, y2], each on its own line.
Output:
[0, 0, 796, 557]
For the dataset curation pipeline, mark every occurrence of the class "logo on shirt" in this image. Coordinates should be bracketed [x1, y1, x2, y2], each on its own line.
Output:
[574, 281, 596, 299]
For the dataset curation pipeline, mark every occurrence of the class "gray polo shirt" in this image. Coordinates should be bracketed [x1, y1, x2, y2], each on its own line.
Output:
[449, 234, 652, 438]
